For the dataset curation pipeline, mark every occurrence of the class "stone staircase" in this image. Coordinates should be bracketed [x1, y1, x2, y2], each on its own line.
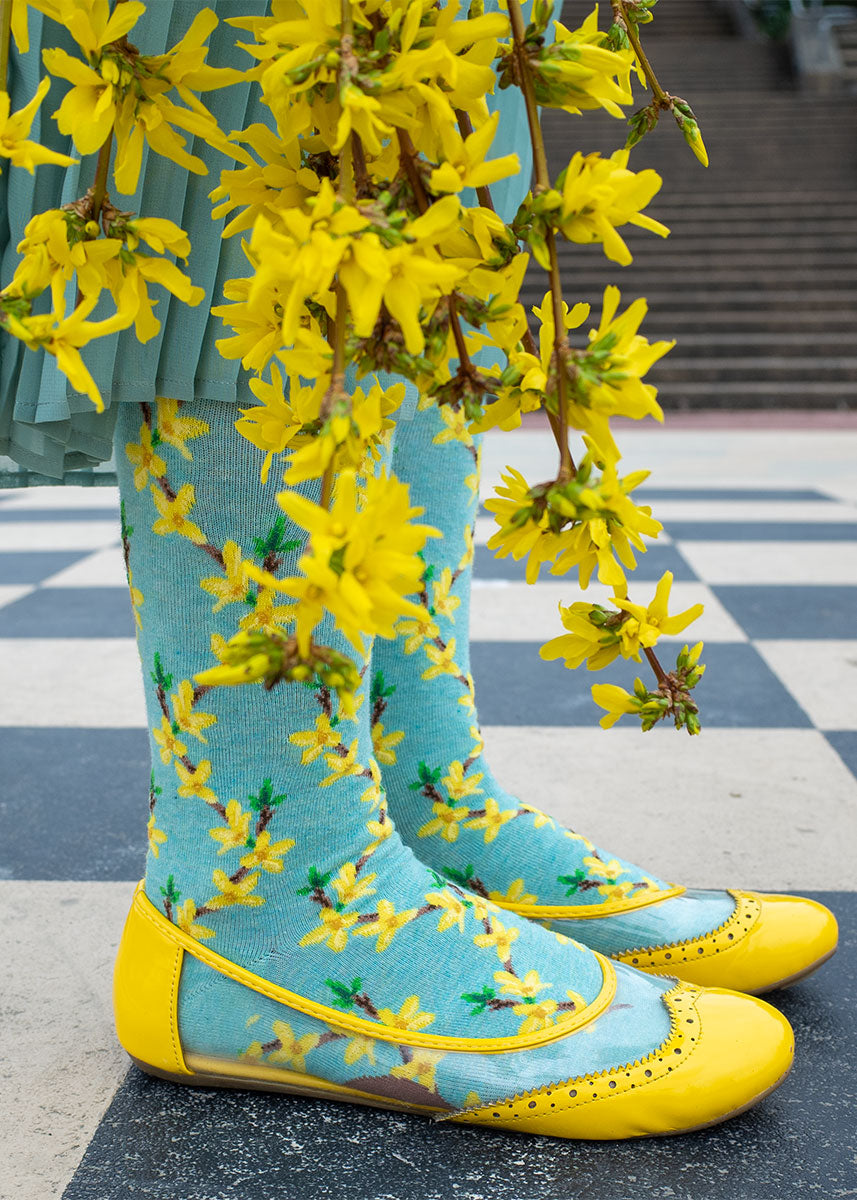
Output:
[524, 0, 857, 409]
[835, 16, 857, 84]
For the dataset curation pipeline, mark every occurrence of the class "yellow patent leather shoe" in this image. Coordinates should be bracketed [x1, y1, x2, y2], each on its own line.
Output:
[459, 987, 793, 1139]
[114, 884, 795, 1140]
[494, 886, 838, 995]
[613, 891, 839, 995]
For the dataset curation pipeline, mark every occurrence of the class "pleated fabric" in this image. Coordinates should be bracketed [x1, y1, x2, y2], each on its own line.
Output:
[0, 0, 533, 485]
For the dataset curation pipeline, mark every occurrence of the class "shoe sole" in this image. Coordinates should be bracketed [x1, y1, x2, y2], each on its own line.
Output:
[130, 1055, 793, 1139]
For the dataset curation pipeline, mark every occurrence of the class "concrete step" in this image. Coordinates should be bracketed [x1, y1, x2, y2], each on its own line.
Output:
[650, 333, 857, 351]
[612, 223, 855, 238]
[652, 357, 857, 383]
[654, 381, 857, 409]
[646, 314, 857, 332]
[559, 0, 734, 38]
[610, 240, 857, 256]
[651, 196, 855, 208]
[554, 250, 857, 268]
[561, 269, 857, 287]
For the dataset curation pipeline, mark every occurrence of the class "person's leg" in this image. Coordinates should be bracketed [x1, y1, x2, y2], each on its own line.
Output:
[369, 0, 836, 993]
[374, 405, 837, 995]
[110, 396, 791, 1134]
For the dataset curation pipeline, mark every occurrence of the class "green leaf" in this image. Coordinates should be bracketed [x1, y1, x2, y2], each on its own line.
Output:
[461, 985, 496, 1016]
[325, 977, 361, 1009]
[120, 500, 133, 541]
[371, 670, 397, 702]
[150, 651, 172, 691]
[160, 873, 181, 904]
[557, 869, 586, 897]
[442, 864, 474, 887]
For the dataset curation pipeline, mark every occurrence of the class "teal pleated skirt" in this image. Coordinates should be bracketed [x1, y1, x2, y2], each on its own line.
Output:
[0, 0, 533, 485]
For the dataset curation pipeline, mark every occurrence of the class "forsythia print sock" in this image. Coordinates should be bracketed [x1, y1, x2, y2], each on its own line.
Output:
[372, 402, 736, 949]
[114, 397, 677, 1112]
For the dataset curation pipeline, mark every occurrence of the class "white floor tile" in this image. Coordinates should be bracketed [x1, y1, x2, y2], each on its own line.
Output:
[640, 499, 857, 524]
[0, 639, 146, 727]
[0, 584, 34, 610]
[0, 486, 120, 510]
[471, 580, 745, 643]
[480, 726, 857, 889]
[755, 640, 857, 732]
[42, 546, 128, 589]
[481, 430, 857, 497]
[0, 522, 120, 552]
[820, 481, 857, 507]
[676, 540, 857, 585]
[0, 880, 134, 1200]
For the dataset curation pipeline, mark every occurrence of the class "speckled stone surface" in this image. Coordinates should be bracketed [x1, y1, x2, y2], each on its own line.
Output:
[61, 893, 855, 1200]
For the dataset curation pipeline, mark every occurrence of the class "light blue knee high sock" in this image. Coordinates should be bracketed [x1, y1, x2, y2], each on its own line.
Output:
[373, 404, 735, 948]
[114, 397, 673, 1110]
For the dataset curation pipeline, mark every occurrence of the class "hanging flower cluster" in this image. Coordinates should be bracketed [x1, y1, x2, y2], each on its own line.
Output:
[0, 0, 710, 732]
[0, 0, 238, 408]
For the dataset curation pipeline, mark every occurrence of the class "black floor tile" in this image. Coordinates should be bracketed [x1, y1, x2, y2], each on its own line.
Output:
[0, 587, 135, 637]
[712, 586, 857, 640]
[0, 550, 91, 584]
[471, 641, 813, 729]
[0, 506, 119, 522]
[0, 728, 149, 881]
[670, 522, 857, 542]
[473, 542, 698, 582]
[62, 893, 856, 1200]
[636, 489, 832, 503]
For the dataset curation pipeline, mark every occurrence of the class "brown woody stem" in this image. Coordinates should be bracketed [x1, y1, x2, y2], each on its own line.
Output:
[0, 0, 12, 90]
[396, 128, 478, 385]
[613, 0, 669, 105]
[644, 645, 668, 686]
[90, 134, 113, 224]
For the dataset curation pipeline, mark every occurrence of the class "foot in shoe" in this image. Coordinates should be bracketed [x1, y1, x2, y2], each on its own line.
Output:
[116, 882, 795, 1137]
[113, 399, 793, 1138]
[374, 404, 838, 996]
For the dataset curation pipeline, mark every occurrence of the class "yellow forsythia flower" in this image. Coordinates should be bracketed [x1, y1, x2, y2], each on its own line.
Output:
[0, 80, 77, 173]
[554, 150, 669, 267]
[247, 469, 438, 655]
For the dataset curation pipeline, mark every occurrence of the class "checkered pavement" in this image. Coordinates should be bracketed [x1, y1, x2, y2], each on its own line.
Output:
[2, 426, 856, 1200]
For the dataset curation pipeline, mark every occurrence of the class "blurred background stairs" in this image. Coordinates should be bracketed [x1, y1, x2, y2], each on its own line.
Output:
[526, 0, 857, 410]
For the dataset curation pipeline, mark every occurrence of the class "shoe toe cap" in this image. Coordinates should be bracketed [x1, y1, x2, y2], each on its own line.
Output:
[459, 984, 794, 1140]
[738, 892, 839, 993]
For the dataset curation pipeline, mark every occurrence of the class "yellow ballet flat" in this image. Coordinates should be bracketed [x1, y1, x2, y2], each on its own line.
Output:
[114, 885, 795, 1140]
[613, 891, 839, 995]
[495, 887, 838, 995]
[459, 987, 794, 1139]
